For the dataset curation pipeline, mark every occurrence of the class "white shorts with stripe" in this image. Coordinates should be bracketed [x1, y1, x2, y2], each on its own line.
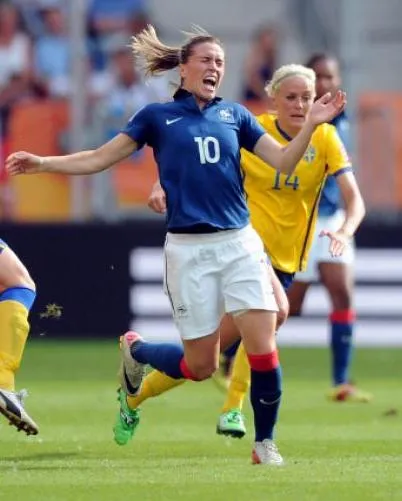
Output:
[163, 225, 278, 340]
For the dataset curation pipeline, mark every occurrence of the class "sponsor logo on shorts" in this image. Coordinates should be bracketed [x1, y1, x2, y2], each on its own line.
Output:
[176, 304, 189, 318]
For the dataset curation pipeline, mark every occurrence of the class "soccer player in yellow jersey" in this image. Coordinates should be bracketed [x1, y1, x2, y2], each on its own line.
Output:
[0, 239, 38, 435]
[215, 64, 365, 437]
[112, 63, 365, 450]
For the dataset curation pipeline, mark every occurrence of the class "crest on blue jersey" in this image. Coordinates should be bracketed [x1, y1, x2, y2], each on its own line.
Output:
[218, 107, 234, 122]
[303, 145, 316, 163]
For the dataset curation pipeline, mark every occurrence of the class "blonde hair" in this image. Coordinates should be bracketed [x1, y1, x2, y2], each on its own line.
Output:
[265, 64, 316, 97]
[131, 24, 223, 77]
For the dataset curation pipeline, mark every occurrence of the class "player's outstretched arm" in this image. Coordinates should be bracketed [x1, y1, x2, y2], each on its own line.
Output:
[6, 133, 138, 177]
[254, 90, 346, 175]
[320, 171, 366, 257]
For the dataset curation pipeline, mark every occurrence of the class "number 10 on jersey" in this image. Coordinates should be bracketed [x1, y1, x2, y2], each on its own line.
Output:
[194, 136, 220, 164]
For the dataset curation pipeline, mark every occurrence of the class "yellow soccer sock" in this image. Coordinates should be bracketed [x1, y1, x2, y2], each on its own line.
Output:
[221, 342, 251, 413]
[0, 300, 30, 391]
[127, 370, 185, 409]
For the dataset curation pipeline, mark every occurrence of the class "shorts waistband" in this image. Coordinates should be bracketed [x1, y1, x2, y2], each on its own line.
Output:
[166, 224, 253, 245]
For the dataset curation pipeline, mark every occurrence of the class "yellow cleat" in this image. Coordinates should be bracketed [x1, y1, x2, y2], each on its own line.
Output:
[327, 383, 373, 403]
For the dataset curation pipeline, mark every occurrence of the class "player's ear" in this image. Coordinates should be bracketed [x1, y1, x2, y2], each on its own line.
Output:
[179, 63, 186, 81]
[271, 95, 278, 112]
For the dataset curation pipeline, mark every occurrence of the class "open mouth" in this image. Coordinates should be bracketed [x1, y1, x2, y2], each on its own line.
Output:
[202, 76, 217, 91]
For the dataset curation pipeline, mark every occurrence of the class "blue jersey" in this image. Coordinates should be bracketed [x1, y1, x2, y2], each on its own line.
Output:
[318, 111, 351, 216]
[122, 89, 265, 232]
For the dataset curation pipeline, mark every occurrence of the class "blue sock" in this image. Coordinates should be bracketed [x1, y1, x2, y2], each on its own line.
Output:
[330, 309, 355, 385]
[0, 287, 36, 310]
[248, 351, 282, 442]
[131, 342, 185, 379]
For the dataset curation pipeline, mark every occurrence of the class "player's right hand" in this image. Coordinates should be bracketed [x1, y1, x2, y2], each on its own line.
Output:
[6, 151, 45, 176]
[148, 180, 167, 214]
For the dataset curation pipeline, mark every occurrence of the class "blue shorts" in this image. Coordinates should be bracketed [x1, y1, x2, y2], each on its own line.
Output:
[273, 267, 295, 292]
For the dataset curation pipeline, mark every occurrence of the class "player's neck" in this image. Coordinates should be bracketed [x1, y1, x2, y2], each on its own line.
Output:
[181, 86, 210, 110]
[276, 119, 301, 140]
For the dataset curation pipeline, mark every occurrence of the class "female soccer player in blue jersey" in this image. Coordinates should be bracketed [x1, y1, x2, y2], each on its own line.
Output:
[288, 54, 371, 403]
[6, 25, 345, 465]
[0, 240, 38, 435]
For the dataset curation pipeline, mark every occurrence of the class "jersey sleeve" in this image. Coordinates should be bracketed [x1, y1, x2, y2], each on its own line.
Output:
[238, 105, 266, 152]
[326, 125, 353, 177]
[120, 105, 153, 149]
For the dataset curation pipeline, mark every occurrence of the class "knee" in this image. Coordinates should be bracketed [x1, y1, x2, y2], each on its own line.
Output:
[329, 288, 352, 311]
[187, 360, 218, 381]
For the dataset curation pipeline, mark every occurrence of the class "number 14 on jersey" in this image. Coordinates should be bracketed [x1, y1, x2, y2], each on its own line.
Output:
[272, 171, 300, 190]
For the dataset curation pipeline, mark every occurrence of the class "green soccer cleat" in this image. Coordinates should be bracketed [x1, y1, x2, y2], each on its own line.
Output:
[113, 388, 141, 446]
[216, 409, 246, 438]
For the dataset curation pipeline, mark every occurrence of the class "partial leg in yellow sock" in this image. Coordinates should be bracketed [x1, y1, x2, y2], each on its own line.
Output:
[126, 370, 185, 409]
[216, 343, 250, 438]
[221, 342, 250, 413]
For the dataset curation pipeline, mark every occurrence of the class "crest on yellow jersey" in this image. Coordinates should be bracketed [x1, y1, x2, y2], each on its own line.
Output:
[303, 145, 316, 163]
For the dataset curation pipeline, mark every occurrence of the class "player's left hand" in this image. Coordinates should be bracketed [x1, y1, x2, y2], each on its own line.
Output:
[319, 229, 349, 258]
[309, 90, 347, 126]
[148, 181, 167, 214]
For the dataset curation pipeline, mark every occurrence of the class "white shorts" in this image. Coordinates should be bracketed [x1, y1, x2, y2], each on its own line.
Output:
[163, 225, 278, 340]
[295, 209, 355, 283]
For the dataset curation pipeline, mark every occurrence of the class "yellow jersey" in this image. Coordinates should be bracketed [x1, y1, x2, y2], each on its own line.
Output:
[242, 113, 352, 273]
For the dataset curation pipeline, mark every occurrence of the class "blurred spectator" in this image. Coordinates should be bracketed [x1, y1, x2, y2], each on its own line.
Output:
[89, 38, 169, 220]
[87, 0, 150, 69]
[12, 0, 65, 39]
[0, 1, 32, 111]
[0, 1, 43, 221]
[32, 3, 111, 100]
[0, 1, 31, 220]
[241, 25, 278, 102]
[0, 1, 47, 129]
[88, 0, 149, 36]
[33, 5, 70, 96]
[99, 38, 170, 142]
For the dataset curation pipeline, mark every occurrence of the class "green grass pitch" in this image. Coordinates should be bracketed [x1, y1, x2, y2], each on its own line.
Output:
[1, 340, 402, 501]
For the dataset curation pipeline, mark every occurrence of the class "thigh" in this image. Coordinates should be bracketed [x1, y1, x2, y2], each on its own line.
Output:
[0, 243, 35, 292]
[219, 314, 241, 351]
[232, 309, 277, 354]
[287, 280, 311, 315]
[318, 261, 354, 310]
[218, 265, 289, 347]
[270, 266, 289, 329]
[164, 239, 223, 340]
[182, 329, 221, 378]
[222, 228, 278, 314]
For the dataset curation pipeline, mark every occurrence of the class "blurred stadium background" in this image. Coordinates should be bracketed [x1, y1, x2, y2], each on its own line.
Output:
[1, 0, 401, 347]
